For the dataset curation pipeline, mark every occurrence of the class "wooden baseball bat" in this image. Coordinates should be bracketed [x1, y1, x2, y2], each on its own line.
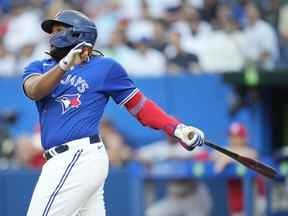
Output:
[205, 140, 277, 179]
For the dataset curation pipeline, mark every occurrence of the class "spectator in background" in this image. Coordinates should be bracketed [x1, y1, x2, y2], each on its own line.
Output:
[180, 6, 212, 65]
[0, 40, 16, 76]
[242, 3, 279, 70]
[204, 4, 245, 72]
[213, 122, 257, 173]
[258, 0, 281, 28]
[3, 2, 43, 53]
[100, 119, 131, 167]
[118, 0, 143, 19]
[165, 31, 200, 74]
[125, 37, 166, 77]
[16, 43, 37, 74]
[126, 0, 155, 44]
[44, 0, 73, 20]
[113, 18, 130, 43]
[179, 6, 212, 40]
[182, 5, 246, 73]
[162, 4, 183, 26]
[0, 111, 17, 168]
[150, 18, 168, 52]
[199, 0, 218, 23]
[102, 30, 134, 67]
[146, 0, 182, 18]
[185, 0, 204, 10]
[85, 0, 121, 46]
[0, 9, 9, 37]
[135, 136, 211, 216]
[213, 122, 266, 216]
[277, 3, 288, 69]
[14, 124, 45, 168]
[0, 0, 10, 13]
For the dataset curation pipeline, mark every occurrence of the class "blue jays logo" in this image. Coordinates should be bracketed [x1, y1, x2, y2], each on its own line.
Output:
[56, 94, 81, 114]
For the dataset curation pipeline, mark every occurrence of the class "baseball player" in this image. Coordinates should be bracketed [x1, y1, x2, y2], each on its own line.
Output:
[22, 10, 205, 216]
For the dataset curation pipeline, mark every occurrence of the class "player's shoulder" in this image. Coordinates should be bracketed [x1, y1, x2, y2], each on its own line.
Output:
[89, 56, 128, 78]
[25, 58, 56, 69]
[90, 56, 124, 68]
[29, 58, 55, 64]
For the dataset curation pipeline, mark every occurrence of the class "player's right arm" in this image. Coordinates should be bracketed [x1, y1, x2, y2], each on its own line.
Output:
[23, 66, 66, 101]
[23, 42, 92, 101]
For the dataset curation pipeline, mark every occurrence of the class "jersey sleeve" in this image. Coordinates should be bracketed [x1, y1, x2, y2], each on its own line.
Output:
[102, 60, 138, 105]
[22, 60, 43, 82]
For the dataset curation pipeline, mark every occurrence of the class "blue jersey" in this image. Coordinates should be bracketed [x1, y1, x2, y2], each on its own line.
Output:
[22, 57, 137, 150]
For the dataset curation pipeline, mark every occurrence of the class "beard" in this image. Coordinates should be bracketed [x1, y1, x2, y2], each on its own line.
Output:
[48, 45, 75, 62]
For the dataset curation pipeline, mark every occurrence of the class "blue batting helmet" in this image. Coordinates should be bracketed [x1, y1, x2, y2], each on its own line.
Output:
[41, 10, 97, 48]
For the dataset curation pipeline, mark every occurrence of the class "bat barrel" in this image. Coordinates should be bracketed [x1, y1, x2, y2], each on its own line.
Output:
[204, 140, 278, 179]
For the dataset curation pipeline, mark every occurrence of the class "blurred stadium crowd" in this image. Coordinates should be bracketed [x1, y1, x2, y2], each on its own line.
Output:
[0, 1, 287, 215]
[0, 0, 288, 78]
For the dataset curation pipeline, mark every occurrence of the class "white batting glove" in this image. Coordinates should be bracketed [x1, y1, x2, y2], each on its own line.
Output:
[59, 41, 92, 71]
[174, 123, 205, 151]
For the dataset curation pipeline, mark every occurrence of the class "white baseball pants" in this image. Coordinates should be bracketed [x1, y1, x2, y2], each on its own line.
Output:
[27, 137, 109, 216]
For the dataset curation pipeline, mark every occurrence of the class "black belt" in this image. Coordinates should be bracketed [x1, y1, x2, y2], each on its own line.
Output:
[44, 134, 100, 160]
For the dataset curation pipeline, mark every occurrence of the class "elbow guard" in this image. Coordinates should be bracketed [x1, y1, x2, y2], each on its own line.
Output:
[124, 91, 180, 136]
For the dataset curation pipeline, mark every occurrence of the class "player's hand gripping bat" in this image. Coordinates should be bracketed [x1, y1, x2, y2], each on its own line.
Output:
[59, 41, 92, 71]
[205, 140, 277, 179]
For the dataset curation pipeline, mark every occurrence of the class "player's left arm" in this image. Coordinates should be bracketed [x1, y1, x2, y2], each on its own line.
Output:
[104, 60, 204, 151]
[123, 91, 205, 151]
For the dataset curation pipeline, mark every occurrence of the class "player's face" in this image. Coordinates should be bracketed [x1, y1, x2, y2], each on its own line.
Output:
[229, 135, 246, 147]
[48, 23, 70, 62]
[51, 24, 67, 36]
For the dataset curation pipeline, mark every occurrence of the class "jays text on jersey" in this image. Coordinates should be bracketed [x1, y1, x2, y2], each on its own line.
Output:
[23, 57, 138, 150]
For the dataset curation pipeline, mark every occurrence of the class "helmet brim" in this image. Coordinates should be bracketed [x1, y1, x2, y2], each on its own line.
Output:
[41, 19, 71, 34]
